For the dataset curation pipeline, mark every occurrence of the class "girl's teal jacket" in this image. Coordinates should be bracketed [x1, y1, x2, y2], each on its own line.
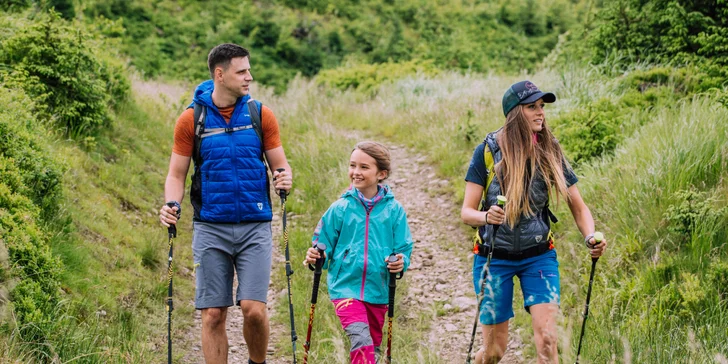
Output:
[312, 185, 413, 304]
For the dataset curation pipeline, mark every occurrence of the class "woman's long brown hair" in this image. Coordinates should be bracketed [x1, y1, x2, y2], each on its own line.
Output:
[495, 104, 570, 227]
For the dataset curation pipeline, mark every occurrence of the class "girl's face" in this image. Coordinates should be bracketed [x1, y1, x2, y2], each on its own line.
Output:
[349, 149, 387, 194]
[522, 99, 546, 132]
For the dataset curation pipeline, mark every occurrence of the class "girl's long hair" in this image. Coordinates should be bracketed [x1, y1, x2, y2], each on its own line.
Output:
[495, 104, 570, 227]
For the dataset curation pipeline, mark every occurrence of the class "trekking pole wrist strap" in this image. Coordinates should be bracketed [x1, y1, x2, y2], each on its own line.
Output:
[166, 201, 181, 218]
[584, 233, 595, 248]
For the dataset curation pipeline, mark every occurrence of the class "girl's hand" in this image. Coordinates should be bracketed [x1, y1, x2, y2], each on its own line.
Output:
[304, 247, 323, 265]
[586, 236, 608, 258]
[385, 253, 405, 273]
[486, 205, 505, 225]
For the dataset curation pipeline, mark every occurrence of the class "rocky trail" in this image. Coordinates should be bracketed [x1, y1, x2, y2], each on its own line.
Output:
[179, 144, 523, 363]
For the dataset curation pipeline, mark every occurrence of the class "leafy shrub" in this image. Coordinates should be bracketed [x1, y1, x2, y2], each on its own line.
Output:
[550, 98, 624, 164]
[0, 86, 64, 346]
[591, 0, 728, 81]
[707, 261, 728, 301]
[663, 189, 727, 240]
[0, 11, 129, 137]
[0, 88, 63, 217]
[677, 271, 707, 316]
[316, 59, 440, 96]
[0, 0, 30, 12]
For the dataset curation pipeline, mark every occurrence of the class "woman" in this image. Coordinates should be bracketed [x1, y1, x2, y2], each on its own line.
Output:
[461, 80, 608, 363]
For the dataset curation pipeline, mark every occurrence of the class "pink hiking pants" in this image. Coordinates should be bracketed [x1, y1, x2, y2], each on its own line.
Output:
[332, 298, 388, 364]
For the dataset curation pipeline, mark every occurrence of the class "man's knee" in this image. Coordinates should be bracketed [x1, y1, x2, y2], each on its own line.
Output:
[241, 301, 267, 324]
[201, 307, 226, 328]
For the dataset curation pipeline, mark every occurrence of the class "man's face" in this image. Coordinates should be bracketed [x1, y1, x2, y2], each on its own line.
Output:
[218, 56, 253, 97]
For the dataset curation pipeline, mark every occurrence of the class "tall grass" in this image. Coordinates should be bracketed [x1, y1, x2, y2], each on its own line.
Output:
[262, 68, 727, 362]
[561, 96, 728, 363]
[5, 64, 724, 362]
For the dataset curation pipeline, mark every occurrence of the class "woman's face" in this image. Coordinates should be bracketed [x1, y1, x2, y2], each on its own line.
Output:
[521, 99, 546, 132]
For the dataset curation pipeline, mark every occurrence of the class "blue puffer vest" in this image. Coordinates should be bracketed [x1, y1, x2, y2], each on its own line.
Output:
[189, 80, 272, 223]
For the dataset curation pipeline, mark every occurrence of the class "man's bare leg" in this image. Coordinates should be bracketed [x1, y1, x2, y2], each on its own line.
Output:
[241, 300, 269, 363]
[201, 307, 229, 364]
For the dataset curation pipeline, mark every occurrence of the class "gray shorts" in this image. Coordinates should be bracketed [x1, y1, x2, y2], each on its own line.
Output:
[192, 221, 272, 309]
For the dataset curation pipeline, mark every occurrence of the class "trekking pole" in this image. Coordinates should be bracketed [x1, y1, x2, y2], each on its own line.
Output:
[165, 202, 178, 364]
[303, 242, 327, 364]
[466, 195, 506, 364]
[386, 253, 404, 364]
[575, 231, 604, 364]
[277, 168, 298, 363]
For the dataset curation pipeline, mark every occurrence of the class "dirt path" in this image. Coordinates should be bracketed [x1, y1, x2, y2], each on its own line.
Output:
[387, 145, 523, 364]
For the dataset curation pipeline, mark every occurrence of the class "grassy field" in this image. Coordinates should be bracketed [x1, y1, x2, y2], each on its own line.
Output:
[2, 65, 726, 362]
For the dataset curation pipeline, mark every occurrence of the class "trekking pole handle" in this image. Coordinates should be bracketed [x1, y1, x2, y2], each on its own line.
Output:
[309, 243, 327, 271]
[388, 253, 403, 280]
[276, 168, 287, 200]
[166, 202, 178, 238]
[591, 232, 604, 263]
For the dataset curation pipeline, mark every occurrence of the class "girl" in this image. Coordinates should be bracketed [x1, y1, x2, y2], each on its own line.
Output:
[305, 141, 414, 364]
[461, 81, 608, 363]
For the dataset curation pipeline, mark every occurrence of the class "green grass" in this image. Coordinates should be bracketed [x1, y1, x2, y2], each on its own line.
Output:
[263, 68, 728, 362]
[3, 64, 726, 362]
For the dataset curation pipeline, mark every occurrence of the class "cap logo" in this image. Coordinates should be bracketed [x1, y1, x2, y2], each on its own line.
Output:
[517, 81, 540, 100]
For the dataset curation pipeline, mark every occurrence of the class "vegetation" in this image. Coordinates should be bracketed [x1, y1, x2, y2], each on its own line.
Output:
[70, 0, 590, 91]
[1, 0, 727, 362]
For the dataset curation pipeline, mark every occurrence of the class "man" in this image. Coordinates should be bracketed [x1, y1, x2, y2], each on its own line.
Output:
[159, 43, 292, 364]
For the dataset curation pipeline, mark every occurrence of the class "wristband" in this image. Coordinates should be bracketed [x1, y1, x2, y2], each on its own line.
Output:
[584, 233, 595, 248]
[167, 201, 182, 219]
[483, 211, 489, 225]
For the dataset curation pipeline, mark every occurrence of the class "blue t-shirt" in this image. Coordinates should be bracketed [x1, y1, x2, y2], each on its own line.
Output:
[465, 142, 579, 188]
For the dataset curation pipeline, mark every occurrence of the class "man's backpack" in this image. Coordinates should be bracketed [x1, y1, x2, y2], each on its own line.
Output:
[191, 99, 265, 167]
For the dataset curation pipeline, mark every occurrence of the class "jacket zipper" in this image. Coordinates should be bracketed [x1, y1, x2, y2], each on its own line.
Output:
[357, 198, 381, 301]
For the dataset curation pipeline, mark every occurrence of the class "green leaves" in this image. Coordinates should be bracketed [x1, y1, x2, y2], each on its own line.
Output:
[590, 0, 728, 80]
[0, 11, 129, 138]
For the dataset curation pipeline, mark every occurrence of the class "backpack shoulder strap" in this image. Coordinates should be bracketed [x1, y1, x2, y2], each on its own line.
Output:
[192, 103, 206, 166]
[478, 143, 496, 211]
[246, 99, 264, 151]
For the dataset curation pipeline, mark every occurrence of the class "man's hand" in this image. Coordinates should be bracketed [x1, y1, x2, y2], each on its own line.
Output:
[273, 169, 293, 193]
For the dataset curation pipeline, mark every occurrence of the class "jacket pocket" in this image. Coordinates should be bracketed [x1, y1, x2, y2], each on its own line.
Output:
[332, 248, 350, 284]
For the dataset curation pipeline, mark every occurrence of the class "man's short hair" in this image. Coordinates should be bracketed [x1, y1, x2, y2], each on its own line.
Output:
[207, 44, 250, 79]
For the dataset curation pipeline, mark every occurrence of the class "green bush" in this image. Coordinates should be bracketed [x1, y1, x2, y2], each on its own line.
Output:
[0, 11, 129, 137]
[550, 98, 624, 164]
[590, 0, 728, 81]
[708, 261, 728, 301]
[663, 189, 727, 241]
[316, 59, 440, 95]
[0, 0, 30, 12]
[0, 86, 64, 348]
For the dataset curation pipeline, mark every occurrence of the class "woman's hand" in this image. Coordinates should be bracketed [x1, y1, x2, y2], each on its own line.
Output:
[385, 253, 405, 273]
[304, 247, 323, 265]
[486, 204, 505, 225]
[586, 236, 607, 258]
